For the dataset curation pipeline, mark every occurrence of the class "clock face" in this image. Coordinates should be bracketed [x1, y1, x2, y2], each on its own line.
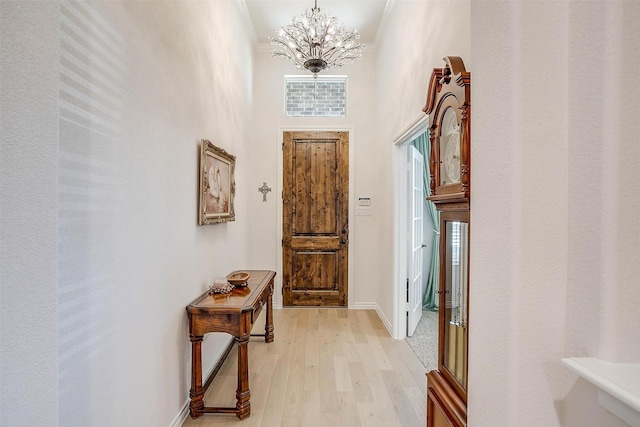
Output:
[440, 107, 461, 185]
[445, 139, 461, 182]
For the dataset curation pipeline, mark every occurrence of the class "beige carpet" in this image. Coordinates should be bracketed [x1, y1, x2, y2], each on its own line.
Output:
[405, 310, 438, 371]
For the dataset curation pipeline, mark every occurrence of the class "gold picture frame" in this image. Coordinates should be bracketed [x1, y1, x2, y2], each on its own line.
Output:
[198, 139, 235, 224]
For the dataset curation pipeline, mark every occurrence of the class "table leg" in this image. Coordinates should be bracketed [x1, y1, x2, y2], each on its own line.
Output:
[189, 335, 205, 419]
[235, 334, 251, 419]
[265, 290, 274, 343]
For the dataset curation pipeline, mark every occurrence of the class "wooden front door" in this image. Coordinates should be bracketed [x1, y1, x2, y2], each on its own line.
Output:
[282, 131, 349, 306]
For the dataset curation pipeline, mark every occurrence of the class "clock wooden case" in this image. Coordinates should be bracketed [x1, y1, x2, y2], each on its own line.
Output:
[423, 56, 471, 206]
[424, 56, 470, 427]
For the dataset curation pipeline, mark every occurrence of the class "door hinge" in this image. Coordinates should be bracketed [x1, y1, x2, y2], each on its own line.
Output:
[406, 278, 410, 303]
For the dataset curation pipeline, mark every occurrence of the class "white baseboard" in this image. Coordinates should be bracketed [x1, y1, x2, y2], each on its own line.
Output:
[169, 400, 189, 427]
[350, 302, 377, 309]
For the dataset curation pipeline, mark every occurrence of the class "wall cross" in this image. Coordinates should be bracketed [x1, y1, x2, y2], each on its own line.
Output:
[258, 182, 272, 202]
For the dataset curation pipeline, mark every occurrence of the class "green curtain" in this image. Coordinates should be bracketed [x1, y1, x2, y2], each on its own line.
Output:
[412, 131, 440, 311]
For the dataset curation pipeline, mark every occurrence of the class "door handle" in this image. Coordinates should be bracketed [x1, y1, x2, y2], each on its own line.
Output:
[341, 239, 347, 244]
[421, 244, 427, 248]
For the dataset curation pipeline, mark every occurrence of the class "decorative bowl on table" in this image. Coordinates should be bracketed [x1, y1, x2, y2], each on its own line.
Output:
[209, 277, 234, 294]
[227, 271, 250, 287]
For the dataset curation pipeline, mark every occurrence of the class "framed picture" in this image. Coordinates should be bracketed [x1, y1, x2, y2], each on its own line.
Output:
[198, 139, 235, 224]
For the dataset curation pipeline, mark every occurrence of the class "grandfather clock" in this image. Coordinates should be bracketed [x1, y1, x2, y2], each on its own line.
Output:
[423, 56, 470, 427]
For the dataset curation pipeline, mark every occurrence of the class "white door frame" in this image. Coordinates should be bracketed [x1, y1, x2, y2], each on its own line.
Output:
[392, 114, 430, 339]
[276, 126, 355, 309]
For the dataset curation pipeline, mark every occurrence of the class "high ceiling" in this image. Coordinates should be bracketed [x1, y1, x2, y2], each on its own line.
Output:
[244, 0, 390, 45]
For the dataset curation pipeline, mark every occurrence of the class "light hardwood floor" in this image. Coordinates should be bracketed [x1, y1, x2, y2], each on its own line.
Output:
[182, 308, 427, 427]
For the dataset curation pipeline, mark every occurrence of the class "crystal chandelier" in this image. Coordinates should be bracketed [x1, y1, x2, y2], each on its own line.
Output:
[270, 0, 365, 75]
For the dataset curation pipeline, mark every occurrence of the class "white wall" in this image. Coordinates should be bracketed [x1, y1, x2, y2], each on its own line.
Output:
[1, 1, 255, 426]
[1, 2, 60, 425]
[470, 2, 639, 426]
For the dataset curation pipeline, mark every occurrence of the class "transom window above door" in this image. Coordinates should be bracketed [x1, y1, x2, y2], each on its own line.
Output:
[284, 75, 347, 117]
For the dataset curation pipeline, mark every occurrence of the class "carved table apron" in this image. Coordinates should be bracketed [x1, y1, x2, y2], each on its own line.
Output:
[186, 270, 275, 419]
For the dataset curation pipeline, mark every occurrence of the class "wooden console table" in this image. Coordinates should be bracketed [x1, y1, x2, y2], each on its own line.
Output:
[186, 270, 275, 419]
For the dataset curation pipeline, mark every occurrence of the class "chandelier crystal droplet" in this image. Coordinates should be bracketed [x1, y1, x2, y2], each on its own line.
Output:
[269, 0, 365, 75]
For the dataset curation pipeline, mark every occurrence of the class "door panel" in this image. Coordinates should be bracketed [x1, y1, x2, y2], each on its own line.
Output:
[293, 141, 337, 234]
[294, 252, 336, 290]
[283, 131, 348, 307]
[408, 145, 425, 336]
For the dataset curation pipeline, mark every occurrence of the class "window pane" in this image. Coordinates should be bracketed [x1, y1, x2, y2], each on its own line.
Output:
[285, 77, 346, 117]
